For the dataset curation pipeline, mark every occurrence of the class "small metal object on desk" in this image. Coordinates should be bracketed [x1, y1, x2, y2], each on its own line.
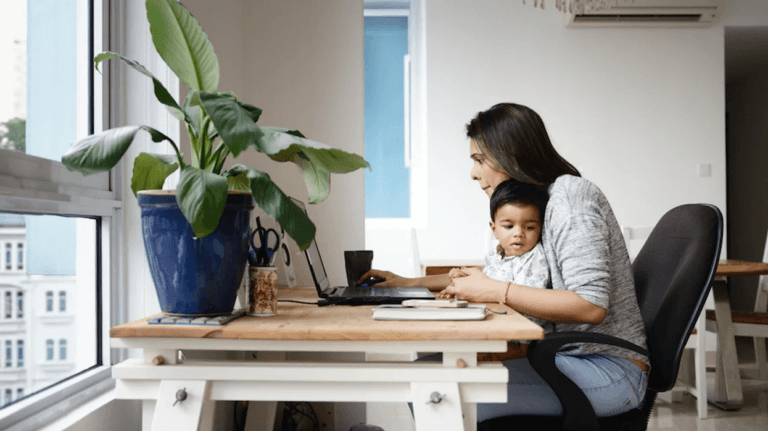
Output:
[488, 307, 507, 315]
[173, 388, 187, 406]
[427, 392, 445, 404]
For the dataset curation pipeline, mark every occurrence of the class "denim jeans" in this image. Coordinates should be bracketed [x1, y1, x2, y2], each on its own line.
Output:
[411, 352, 647, 422]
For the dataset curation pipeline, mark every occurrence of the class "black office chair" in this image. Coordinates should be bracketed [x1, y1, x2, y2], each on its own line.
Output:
[478, 204, 723, 431]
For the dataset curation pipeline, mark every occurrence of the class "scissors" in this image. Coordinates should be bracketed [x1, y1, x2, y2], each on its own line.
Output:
[249, 217, 281, 266]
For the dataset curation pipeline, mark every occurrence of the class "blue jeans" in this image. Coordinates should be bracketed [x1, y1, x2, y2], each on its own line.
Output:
[411, 352, 647, 422]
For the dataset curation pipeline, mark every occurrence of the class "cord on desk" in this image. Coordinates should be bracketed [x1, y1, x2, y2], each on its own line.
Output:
[277, 299, 322, 305]
[282, 401, 319, 431]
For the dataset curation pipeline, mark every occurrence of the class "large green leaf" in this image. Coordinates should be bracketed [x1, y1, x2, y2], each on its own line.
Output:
[62, 125, 177, 175]
[257, 127, 370, 203]
[198, 92, 264, 157]
[146, 0, 219, 92]
[177, 166, 228, 238]
[131, 152, 179, 196]
[94, 52, 184, 120]
[223, 165, 316, 251]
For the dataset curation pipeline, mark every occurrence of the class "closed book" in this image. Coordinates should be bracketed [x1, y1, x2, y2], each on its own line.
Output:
[372, 304, 487, 321]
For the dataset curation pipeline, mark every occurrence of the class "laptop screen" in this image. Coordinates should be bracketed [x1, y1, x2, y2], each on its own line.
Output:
[290, 198, 331, 291]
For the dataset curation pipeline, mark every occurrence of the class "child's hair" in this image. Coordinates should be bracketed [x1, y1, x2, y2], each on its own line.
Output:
[490, 179, 549, 221]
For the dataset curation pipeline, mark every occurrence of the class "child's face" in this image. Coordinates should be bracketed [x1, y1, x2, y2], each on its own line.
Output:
[490, 203, 541, 257]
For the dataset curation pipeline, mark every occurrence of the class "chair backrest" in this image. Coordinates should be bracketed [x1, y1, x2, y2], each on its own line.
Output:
[632, 204, 723, 392]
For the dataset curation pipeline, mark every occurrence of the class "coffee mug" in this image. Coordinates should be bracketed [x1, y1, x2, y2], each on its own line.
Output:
[344, 250, 374, 288]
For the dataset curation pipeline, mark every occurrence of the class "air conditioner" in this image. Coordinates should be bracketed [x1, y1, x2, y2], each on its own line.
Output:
[566, 0, 719, 28]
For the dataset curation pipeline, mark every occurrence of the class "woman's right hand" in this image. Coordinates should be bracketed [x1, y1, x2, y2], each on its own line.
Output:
[358, 269, 411, 287]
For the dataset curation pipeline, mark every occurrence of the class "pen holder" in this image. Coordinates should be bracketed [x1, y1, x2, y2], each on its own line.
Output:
[247, 266, 278, 316]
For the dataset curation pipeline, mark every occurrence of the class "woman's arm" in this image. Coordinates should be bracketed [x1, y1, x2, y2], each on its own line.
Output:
[359, 269, 451, 291]
[444, 267, 606, 325]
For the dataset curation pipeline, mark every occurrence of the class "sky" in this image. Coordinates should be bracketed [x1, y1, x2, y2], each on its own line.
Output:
[0, 0, 27, 124]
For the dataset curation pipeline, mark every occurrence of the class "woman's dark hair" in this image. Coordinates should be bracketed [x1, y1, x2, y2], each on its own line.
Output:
[490, 179, 549, 221]
[466, 103, 580, 186]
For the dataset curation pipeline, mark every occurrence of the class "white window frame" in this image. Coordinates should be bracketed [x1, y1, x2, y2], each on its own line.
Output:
[0, 1, 124, 429]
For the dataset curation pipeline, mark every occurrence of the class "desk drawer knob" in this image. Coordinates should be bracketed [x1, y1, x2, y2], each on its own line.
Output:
[173, 388, 187, 406]
[427, 392, 445, 404]
[152, 356, 165, 366]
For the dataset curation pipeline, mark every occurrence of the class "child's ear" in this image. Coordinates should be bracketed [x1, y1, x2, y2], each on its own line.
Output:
[489, 221, 495, 234]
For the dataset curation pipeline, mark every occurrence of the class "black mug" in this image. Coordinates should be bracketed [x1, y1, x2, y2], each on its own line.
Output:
[344, 250, 373, 288]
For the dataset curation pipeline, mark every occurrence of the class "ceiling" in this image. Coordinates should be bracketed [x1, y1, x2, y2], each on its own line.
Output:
[725, 26, 768, 84]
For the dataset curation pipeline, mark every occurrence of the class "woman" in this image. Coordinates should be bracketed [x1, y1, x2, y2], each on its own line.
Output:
[364, 103, 648, 420]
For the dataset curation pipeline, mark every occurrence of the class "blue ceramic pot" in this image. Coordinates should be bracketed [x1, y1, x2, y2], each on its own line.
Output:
[138, 190, 254, 315]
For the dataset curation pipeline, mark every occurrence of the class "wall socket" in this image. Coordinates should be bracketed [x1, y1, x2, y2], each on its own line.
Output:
[697, 163, 711, 177]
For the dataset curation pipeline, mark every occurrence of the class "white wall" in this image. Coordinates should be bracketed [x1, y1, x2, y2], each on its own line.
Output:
[183, 0, 366, 289]
[415, 0, 762, 262]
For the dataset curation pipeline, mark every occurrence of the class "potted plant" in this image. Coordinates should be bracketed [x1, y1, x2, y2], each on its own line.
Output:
[61, 0, 369, 315]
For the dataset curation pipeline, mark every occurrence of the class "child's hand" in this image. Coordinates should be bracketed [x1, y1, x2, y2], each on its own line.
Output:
[448, 267, 466, 280]
[435, 288, 455, 299]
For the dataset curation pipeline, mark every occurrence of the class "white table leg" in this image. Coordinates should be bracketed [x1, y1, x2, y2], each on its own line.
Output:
[694, 312, 707, 419]
[411, 382, 467, 431]
[142, 400, 155, 431]
[151, 380, 211, 431]
[442, 352, 478, 430]
[711, 280, 744, 409]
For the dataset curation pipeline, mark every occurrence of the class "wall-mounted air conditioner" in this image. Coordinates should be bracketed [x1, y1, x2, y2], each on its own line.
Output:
[566, 0, 719, 28]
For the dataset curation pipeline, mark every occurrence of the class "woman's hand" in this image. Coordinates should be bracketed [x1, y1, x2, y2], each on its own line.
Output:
[440, 266, 505, 303]
[357, 269, 410, 287]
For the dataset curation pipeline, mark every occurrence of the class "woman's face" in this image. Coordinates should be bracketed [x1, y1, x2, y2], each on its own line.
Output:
[470, 139, 511, 197]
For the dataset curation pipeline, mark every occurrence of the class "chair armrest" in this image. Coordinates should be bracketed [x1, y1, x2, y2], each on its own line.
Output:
[526, 331, 649, 431]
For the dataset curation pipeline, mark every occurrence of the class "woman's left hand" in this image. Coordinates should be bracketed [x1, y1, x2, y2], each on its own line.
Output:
[440, 266, 505, 303]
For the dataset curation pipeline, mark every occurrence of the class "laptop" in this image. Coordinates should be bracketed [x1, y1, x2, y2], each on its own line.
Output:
[292, 198, 435, 305]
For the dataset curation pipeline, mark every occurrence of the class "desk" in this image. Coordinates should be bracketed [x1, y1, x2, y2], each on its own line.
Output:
[707, 259, 768, 410]
[111, 288, 544, 431]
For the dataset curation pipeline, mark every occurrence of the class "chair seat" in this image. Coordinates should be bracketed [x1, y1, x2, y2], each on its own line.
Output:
[705, 309, 768, 325]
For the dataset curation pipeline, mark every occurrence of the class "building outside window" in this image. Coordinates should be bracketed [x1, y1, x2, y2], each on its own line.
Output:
[3, 291, 9, 318]
[59, 339, 66, 361]
[16, 340, 22, 368]
[4, 340, 10, 367]
[59, 291, 66, 312]
[3, 389, 10, 406]
[45, 340, 53, 361]
[16, 292, 22, 319]
[16, 243, 22, 270]
[45, 291, 52, 312]
[4, 244, 10, 270]
[15, 388, 22, 399]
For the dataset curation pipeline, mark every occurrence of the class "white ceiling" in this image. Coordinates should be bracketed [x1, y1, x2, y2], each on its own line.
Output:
[725, 26, 768, 84]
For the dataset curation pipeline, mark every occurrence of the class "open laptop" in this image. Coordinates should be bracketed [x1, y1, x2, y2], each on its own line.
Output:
[292, 198, 435, 305]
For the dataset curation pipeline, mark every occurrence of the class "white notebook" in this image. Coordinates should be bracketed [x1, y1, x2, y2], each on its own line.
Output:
[372, 304, 487, 321]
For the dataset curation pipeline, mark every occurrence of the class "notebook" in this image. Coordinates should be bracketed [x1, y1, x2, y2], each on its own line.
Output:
[372, 304, 487, 321]
[292, 198, 435, 305]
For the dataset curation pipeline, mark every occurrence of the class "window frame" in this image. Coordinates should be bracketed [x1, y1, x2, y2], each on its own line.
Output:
[0, 1, 124, 428]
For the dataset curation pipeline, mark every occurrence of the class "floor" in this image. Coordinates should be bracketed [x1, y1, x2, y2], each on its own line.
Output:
[647, 336, 768, 431]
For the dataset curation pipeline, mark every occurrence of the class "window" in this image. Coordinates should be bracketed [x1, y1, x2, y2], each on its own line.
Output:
[59, 339, 67, 361]
[16, 292, 22, 319]
[364, 14, 410, 218]
[46, 340, 53, 361]
[16, 243, 22, 270]
[17, 340, 23, 368]
[59, 291, 66, 312]
[4, 341, 10, 367]
[45, 291, 53, 312]
[3, 390, 10, 407]
[3, 244, 9, 270]
[16, 388, 22, 399]
[3, 291, 9, 318]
